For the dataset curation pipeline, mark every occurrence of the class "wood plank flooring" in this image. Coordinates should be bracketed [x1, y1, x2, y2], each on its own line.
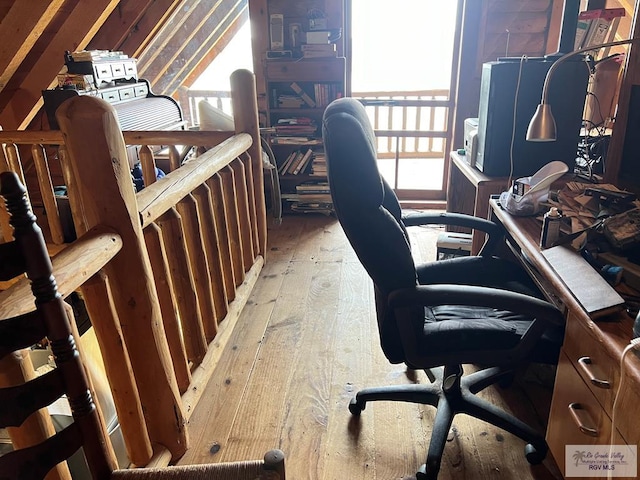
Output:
[178, 214, 563, 480]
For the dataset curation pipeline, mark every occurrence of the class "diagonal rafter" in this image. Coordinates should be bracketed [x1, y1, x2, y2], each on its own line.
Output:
[0, 0, 66, 92]
[0, 0, 120, 130]
[160, 1, 247, 95]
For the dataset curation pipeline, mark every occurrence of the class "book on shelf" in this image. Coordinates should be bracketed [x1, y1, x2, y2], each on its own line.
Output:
[296, 182, 330, 194]
[301, 43, 337, 58]
[271, 137, 322, 145]
[279, 150, 300, 175]
[290, 202, 333, 215]
[292, 148, 314, 175]
[290, 82, 316, 107]
[575, 8, 625, 49]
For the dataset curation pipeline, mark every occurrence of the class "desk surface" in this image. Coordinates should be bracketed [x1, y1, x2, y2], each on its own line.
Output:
[490, 198, 640, 476]
[490, 198, 637, 368]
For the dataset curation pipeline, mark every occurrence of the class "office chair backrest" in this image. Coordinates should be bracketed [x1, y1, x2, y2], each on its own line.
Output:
[323, 98, 418, 363]
[0, 171, 117, 480]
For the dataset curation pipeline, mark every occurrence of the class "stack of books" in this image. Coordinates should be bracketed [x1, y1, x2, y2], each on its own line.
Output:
[301, 44, 337, 58]
[290, 182, 333, 214]
[67, 50, 130, 62]
[277, 95, 305, 108]
[310, 150, 327, 176]
[272, 117, 319, 145]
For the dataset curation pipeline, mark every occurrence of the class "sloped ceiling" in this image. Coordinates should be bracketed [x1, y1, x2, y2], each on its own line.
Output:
[0, 0, 247, 131]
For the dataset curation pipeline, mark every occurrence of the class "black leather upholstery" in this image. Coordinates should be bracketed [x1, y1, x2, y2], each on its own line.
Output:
[322, 97, 565, 479]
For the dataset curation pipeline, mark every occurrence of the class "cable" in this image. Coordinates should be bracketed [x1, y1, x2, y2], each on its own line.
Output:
[508, 55, 527, 190]
[607, 337, 640, 479]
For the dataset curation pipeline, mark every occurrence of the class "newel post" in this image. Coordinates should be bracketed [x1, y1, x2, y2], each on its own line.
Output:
[56, 96, 188, 459]
[231, 69, 267, 258]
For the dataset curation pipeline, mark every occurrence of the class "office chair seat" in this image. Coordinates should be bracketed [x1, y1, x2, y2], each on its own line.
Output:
[323, 97, 565, 479]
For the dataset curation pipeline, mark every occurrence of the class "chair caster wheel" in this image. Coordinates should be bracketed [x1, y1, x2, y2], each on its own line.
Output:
[348, 397, 365, 415]
[525, 443, 547, 465]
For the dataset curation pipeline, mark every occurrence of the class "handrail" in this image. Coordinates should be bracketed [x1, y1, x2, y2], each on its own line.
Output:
[137, 133, 252, 227]
[0, 225, 122, 319]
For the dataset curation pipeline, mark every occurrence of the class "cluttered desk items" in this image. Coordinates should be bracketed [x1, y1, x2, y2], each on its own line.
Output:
[535, 181, 640, 320]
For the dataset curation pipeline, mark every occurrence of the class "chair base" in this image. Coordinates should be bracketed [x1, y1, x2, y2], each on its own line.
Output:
[349, 365, 548, 480]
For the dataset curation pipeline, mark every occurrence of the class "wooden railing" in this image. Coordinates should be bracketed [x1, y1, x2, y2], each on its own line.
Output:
[0, 70, 266, 468]
[353, 90, 452, 160]
[178, 88, 233, 127]
[182, 88, 452, 159]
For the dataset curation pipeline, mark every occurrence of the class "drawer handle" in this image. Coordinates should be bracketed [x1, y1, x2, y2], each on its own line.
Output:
[568, 402, 599, 437]
[577, 356, 611, 389]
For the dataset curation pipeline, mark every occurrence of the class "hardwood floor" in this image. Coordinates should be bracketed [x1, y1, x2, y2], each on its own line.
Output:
[178, 214, 563, 479]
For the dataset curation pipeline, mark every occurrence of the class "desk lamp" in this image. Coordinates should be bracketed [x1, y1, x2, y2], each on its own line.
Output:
[526, 38, 639, 142]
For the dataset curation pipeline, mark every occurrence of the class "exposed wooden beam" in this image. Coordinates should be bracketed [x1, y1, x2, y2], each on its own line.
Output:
[136, 0, 209, 80]
[180, 8, 248, 90]
[91, 0, 183, 56]
[0, 0, 120, 130]
[0, 0, 65, 92]
[88, 0, 155, 50]
[161, 2, 247, 95]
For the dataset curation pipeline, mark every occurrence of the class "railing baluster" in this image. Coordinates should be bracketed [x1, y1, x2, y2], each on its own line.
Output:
[207, 174, 236, 301]
[4, 143, 26, 188]
[192, 183, 229, 323]
[177, 194, 218, 341]
[219, 165, 244, 285]
[57, 145, 84, 239]
[230, 157, 254, 270]
[143, 222, 191, 393]
[157, 208, 208, 364]
[80, 271, 154, 466]
[168, 145, 181, 172]
[31, 144, 64, 244]
[139, 145, 157, 187]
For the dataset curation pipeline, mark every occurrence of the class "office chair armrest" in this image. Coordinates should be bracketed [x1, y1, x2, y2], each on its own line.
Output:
[401, 211, 503, 254]
[388, 284, 564, 327]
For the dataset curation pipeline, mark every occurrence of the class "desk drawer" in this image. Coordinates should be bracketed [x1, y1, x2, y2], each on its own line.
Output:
[562, 312, 617, 413]
[547, 352, 613, 477]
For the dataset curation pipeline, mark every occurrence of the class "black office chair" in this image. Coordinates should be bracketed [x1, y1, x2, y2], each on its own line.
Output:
[322, 98, 565, 480]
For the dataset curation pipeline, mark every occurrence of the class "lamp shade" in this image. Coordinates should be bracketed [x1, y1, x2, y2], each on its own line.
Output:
[526, 104, 557, 141]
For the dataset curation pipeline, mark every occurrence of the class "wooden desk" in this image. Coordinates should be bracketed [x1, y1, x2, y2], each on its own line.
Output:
[447, 151, 509, 254]
[490, 199, 640, 479]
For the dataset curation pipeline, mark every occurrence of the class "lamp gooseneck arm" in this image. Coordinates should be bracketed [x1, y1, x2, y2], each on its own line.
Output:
[541, 37, 640, 105]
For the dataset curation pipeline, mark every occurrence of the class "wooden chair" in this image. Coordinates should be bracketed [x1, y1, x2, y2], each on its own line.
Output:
[0, 170, 285, 480]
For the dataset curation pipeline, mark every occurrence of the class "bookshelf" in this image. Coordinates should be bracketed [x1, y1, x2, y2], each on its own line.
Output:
[249, 0, 348, 214]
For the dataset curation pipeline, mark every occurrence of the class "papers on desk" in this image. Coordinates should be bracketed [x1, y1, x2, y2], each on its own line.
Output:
[541, 245, 625, 319]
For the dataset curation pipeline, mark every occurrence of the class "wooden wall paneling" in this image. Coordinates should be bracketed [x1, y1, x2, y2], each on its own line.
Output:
[0, 0, 120, 130]
[546, 0, 565, 54]
[87, 0, 156, 51]
[0, 0, 65, 92]
[160, 1, 247, 95]
[112, 0, 184, 58]
[451, 0, 486, 148]
[604, 0, 640, 184]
